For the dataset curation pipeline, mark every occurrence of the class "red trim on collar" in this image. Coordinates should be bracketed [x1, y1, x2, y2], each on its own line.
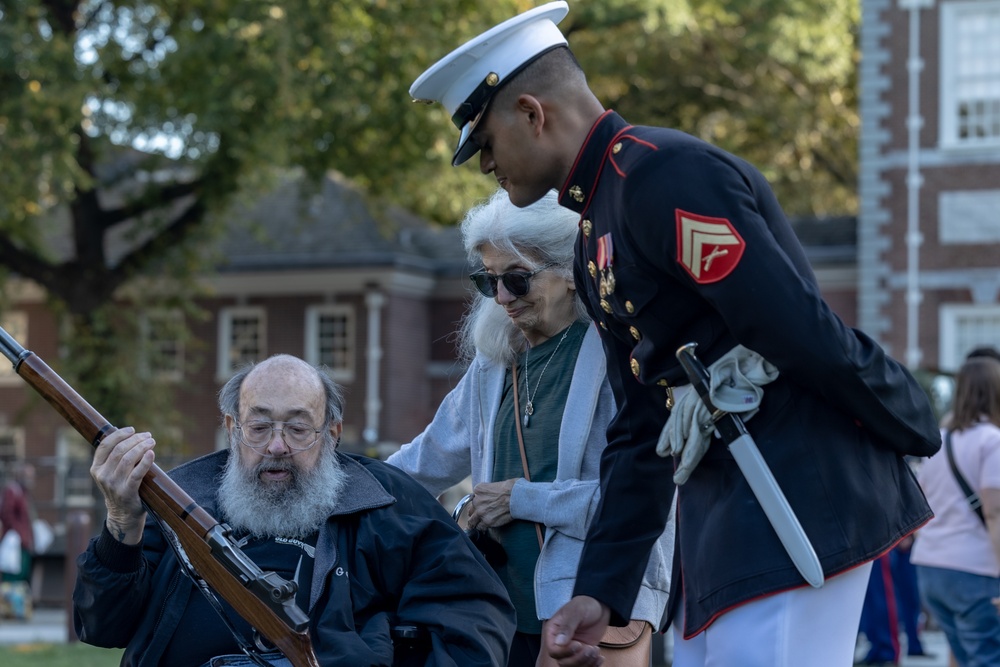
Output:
[582, 125, 633, 209]
[559, 109, 616, 202]
[610, 135, 659, 177]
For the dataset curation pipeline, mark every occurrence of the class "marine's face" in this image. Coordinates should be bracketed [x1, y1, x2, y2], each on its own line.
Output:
[474, 105, 554, 208]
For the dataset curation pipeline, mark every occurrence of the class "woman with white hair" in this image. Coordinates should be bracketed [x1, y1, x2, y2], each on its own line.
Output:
[388, 189, 672, 666]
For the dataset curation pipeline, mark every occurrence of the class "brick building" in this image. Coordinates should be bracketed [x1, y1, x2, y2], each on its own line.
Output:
[860, 0, 1000, 371]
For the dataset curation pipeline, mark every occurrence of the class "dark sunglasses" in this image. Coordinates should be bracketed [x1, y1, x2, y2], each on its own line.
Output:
[469, 262, 557, 298]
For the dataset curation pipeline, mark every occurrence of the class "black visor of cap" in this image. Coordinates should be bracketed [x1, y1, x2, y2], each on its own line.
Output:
[449, 43, 566, 136]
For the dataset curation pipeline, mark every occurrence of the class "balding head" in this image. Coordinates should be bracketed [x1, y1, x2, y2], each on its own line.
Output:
[219, 355, 344, 430]
[243, 354, 324, 405]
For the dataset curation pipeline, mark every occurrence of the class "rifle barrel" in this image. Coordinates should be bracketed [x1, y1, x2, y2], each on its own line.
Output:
[0, 326, 28, 368]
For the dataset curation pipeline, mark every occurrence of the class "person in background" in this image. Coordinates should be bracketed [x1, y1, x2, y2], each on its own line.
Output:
[967, 347, 1000, 363]
[407, 3, 941, 666]
[911, 356, 1000, 667]
[857, 535, 928, 666]
[73, 354, 515, 666]
[1, 462, 36, 582]
[388, 189, 671, 666]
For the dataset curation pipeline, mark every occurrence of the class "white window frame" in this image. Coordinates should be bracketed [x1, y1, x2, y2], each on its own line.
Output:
[217, 306, 266, 380]
[55, 429, 96, 509]
[139, 309, 185, 382]
[0, 427, 25, 472]
[939, 303, 1000, 372]
[0, 311, 28, 384]
[940, 0, 1000, 150]
[305, 304, 355, 382]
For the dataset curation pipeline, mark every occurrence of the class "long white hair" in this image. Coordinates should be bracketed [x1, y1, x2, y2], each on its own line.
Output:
[457, 189, 588, 367]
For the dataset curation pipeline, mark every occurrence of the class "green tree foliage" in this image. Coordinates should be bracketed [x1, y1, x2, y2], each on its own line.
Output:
[568, 0, 859, 216]
[0, 0, 858, 429]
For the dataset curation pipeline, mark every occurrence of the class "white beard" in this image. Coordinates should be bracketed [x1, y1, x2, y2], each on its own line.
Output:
[217, 440, 347, 540]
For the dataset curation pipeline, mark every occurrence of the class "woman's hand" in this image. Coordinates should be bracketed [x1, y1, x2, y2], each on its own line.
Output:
[468, 479, 517, 529]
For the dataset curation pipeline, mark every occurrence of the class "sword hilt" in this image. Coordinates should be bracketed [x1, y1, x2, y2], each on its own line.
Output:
[675, 343, 748, 442]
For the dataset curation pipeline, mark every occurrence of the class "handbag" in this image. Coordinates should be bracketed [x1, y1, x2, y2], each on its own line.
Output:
[944, 429, 986, 526]
[511, 360, 547, 550]
[0, 530, 22, 575]
[598, 620, 653, 667]
[537, 619, 652, 667]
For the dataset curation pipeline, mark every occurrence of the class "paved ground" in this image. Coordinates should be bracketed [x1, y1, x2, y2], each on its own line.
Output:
[0, 607, 68, 644]
[0, 607, 954, 666]
[856, 629, 951, 667]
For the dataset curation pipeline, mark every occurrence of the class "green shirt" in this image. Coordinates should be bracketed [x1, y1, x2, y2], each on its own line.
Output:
[492, 320, 587, 634]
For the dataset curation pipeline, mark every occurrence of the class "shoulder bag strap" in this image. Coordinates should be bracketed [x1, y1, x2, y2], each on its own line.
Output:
[511, 360, 546, 550]
[944, 429, 987, 526]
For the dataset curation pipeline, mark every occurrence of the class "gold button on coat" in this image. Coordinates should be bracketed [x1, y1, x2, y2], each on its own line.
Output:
[612, 142, 623, 154]
[582, 219, 593, 236]
[630, 358, 640, 377]
[588, 261, 597, 278]
[569, 185, 584, 202]
[625, 300, 635, 314]
[630, 326, 641, 341]
[600, 299, 612, 313]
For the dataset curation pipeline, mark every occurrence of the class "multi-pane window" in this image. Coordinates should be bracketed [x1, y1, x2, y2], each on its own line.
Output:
[56, 429, 95, 508]
[139, 309, 185, 381]
[939, 304, 1000, 371]
[305, 305, 354, 382]
[218, 307, 266, 378]
[0, 311, 28, 383]
[0, 428, 25, 478]
[941, 1, 1000, 148]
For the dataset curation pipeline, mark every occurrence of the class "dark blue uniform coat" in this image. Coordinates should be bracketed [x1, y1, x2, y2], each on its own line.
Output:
[73, 451, 515, 666]
[559, 111, 941, 636]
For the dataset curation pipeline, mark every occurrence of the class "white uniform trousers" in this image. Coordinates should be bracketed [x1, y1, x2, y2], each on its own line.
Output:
[672, 561, 872, 667]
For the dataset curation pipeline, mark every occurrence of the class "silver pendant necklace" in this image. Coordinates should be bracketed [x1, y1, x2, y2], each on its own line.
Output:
[522, 326, 571, 428]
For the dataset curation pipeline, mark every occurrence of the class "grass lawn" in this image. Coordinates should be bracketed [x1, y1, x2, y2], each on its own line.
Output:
[0, 642, 124, 667]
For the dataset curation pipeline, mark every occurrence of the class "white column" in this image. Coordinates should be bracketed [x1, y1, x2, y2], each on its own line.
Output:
[363, 291, 385, 445]
[900, 0, 934, 368]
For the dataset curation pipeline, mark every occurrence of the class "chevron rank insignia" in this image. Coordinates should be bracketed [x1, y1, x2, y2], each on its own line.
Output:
[675, 210, 745, 283]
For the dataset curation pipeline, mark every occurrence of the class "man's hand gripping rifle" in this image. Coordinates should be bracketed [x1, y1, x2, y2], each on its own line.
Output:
[0, 326, 319, 667]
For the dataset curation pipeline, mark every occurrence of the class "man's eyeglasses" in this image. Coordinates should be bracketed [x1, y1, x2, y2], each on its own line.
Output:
[469, 262, 556, 299]
[236, 420, 325, 452]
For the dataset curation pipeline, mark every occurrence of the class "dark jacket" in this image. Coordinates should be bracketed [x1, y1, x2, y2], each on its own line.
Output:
[73, 451, 515, 666]
[560, 111, 941, 636]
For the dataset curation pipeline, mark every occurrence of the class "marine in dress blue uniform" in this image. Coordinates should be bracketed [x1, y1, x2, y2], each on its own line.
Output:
[409, 2, 941, 664]
[557, 108, 939, 634]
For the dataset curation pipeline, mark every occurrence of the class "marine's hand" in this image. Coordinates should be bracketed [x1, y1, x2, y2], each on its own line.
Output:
[469, 479, 516, 529]
[91, 426, 155, 544]
[544, 596, 609, 666]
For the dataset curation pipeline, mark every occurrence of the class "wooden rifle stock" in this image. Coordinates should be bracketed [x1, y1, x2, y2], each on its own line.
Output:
[0, 328, 319, 667]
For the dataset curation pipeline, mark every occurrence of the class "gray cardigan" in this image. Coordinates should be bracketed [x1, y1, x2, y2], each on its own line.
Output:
[388, 324, 672, 624]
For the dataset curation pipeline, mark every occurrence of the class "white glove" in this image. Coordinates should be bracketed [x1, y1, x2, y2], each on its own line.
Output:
[656, 345, 779, 485]
[655, 387, 712, 485]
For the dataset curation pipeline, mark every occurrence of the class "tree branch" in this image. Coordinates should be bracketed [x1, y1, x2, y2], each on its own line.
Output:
[108, 197, 208, 287]
[102, 179, 204, 227]
[0, 234, 63, 296]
